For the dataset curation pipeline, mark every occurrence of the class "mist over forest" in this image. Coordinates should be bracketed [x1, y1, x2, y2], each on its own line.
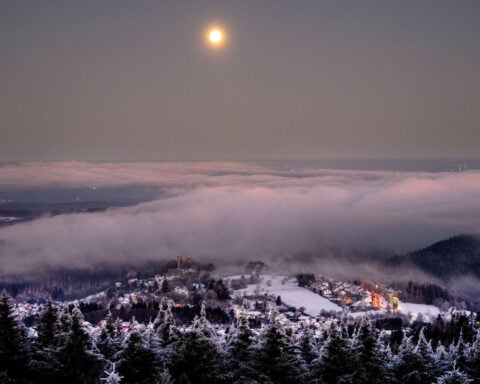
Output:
[0, 161, 479, 289]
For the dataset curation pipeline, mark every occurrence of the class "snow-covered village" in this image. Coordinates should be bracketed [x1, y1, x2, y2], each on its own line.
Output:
[2, 256, 480, 384]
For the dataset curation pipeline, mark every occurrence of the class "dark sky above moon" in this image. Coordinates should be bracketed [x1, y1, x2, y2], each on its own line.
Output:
[1, 0, 479, 161]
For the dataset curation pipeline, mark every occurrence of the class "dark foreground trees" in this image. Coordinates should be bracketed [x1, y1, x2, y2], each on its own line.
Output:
[0, 292, 29, 383]
[1, 292, 480, 384]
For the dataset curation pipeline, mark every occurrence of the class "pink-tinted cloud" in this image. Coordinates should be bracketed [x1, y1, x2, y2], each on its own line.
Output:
[0, 163, 479, 274]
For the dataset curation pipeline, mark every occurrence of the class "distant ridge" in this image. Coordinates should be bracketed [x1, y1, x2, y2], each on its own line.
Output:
[386, 234, 480, 280]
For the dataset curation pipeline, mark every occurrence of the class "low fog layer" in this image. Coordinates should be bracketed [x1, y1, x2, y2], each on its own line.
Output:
[1, 162, 480, 275]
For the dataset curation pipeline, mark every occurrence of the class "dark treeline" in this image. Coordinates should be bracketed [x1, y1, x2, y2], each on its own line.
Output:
[392, 281, 479, 311]
[1, 292, 480, 384]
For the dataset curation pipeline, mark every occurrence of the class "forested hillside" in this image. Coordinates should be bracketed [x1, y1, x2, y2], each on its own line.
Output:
[387, 234, 480, 280]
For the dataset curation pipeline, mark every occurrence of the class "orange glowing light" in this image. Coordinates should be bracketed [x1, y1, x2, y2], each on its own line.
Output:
[209, 30, 222, 43]
[206, 26, 225, 47]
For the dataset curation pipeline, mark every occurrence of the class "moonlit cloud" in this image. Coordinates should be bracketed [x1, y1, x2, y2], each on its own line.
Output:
[1, 162, 479, 275]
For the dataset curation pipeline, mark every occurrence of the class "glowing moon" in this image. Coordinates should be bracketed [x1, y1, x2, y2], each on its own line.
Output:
[206, 27, 225, 47]
[209, 30, 222, 43]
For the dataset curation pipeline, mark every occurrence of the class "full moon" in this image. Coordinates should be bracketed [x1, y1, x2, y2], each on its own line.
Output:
[209, 30, 222, 43]
[207, 27, 225, 47]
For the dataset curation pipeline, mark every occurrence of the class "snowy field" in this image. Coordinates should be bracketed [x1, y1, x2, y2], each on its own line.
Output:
[229, 275, 342, 316]
[227, 274, 443, 319]
[0, 216, 21, 223]
[397, 301, 441, 320]
[350, 301, 441, 321]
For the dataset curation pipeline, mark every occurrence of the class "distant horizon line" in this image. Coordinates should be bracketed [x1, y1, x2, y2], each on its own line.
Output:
[1, 156, 480, 164]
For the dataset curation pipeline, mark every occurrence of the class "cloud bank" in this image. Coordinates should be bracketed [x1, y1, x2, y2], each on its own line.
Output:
[1, 162, 480, 275]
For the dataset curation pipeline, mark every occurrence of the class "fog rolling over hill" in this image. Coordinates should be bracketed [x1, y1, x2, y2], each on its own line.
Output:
[0, 161, 480, 285]
[386, 234, 480, 296]
[387, 234, 480, 279]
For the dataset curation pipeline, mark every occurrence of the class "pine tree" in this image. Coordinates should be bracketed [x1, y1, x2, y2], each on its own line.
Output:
[394, 336, 423, 384]
[56, 307, 104, 384]
[170, 329, 226, 384]
[0, 291, 29, 382]
[56, 303, 73, 347]
[118, 331, 158, 384]
[104, 311, 116, 338]
[434, 342, 452, 374]
[169, 302, 226, 383]
[298, 326, 319, 365]
[225, 314, 257, 383]
[36, 299, 58, 347]
[452, 330, 469, 372]
[311, 322, 353, 384]
[30, 299, 61, 383]
[97, 311, 123, 360]
[415, 327, 437, 380]
[253, 310, 304, 384]
[394, 330, 435, 384]
[192, 301, 213, 338]
[297, 326, 319, 384]
[350, 320, 388, 384]
[161, 278, 169, 293]
[435, 365, 472, 384]
[101, 363, 123, 384]
[154, 299, 179, 347]
[466, 329, 480, 384]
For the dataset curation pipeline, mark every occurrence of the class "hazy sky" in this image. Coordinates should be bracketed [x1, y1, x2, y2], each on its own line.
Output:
[1, 0, 479, 161]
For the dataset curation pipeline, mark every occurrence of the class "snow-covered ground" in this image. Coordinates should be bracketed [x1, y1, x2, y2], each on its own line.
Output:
[230, 275, 342, 316]
[349, 301, 441, 321]
[397, 301, 440, 321]
[227, 274, 443, 320]
[0, 216, 21, 223]
[80, 291, 107, 303]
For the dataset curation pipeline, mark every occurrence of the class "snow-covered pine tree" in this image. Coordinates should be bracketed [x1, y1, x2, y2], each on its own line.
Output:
[466, 328, 480, 383]
[415, 327, 437, 379]
[350, 320, 388, 384]
[394, 330, 435, 384]
[381, 342, 395, 373]
[225, 313, 258, 383]
[296, 325, 319, 384]
[192, 301, 213, 338]
[153, 297, 169, 330]
[56, 303, 73, 346]
[435, 364, 473, 384]
[311, 322, 353, 384]
[101, 362, 123, 384]
[252, 309, 305, 384]
[452, 330, 469, 372]
[96, 311, 120, 360]
[434, 342, 452, 374]
[56, 307, 104, 383]
[30, 299, 62, 383]
[393, 335, 422, 384]
[298, 325, 319, 365]
[169, 302, 226, 384]
[117, 331, 158, 384]
[154, 299, 179, 347]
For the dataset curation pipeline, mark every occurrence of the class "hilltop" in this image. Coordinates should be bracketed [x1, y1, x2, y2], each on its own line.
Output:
[386, 234, 480, 280]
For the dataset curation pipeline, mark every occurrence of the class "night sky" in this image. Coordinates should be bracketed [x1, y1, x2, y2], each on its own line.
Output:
[1, 0, 479, 161]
